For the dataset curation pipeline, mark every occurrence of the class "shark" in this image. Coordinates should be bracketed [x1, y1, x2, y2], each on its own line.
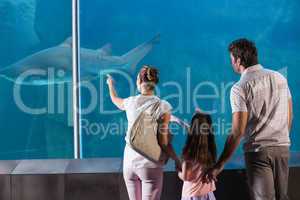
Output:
[0, 34, 160, 85]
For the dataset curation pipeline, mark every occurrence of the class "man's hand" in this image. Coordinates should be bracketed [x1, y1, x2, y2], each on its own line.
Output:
[202, 112, 248, 183]
[202, 164, 224, 183]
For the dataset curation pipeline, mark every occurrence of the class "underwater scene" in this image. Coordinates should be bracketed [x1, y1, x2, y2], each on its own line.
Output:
[0, 0, 299, 169]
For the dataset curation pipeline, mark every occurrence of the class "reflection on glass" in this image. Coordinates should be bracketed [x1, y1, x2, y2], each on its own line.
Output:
[0, 0, 72, 159]
[78, 0, 300, 168]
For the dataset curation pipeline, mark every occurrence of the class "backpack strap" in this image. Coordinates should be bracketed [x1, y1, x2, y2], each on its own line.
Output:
[136, 99, 160, 115]
[149, 101, 161, 120]
[127, 99, 161, 146]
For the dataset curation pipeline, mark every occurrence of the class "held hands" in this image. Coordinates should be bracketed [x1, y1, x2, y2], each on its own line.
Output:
[202, 163, 224, 183]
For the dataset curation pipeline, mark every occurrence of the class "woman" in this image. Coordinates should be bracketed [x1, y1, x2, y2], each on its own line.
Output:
[106, 65, 181, 200]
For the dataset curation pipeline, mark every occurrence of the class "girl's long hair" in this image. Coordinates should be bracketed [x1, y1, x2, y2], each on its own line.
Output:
[182, 112, 217, 169]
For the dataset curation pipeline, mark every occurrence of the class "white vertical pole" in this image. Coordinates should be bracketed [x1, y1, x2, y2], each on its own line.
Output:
[72, 0, 82, 159]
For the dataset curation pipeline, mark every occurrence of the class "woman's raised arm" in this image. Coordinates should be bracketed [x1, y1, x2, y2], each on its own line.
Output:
[106, 74, 125, 110]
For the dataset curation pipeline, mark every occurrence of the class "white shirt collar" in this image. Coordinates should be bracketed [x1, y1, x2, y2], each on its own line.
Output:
[241, 64, 263, 77]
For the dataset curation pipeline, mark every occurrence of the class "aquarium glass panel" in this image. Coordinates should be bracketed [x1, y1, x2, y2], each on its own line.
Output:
[0, 0, 73, 159]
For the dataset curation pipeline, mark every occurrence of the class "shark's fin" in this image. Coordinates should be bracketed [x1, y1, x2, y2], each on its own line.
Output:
[121, 34, 160, 73]
[60, 37, 72, 47]
[97, 43, 112, 56]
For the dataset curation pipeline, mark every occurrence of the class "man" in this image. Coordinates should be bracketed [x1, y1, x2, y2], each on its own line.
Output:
[204, 38, 293, 200]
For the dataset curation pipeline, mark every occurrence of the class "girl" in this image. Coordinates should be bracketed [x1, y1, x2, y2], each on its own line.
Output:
[172, 111, 217, 200]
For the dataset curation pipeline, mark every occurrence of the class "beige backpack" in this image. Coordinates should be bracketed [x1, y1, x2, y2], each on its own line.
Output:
[129, 100, 169, 164]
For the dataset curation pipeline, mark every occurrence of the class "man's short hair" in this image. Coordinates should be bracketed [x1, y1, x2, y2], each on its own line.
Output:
[228, 38, 258, 68]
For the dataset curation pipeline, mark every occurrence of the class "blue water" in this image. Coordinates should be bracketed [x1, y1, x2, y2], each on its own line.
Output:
[0, 0, 299, 169]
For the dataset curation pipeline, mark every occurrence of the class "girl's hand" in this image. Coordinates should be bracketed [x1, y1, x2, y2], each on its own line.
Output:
[195, 107, 203, 113]
[170, 115, 180, 123]
[170, 115, 190, 131]
[106, 74, 114, 86]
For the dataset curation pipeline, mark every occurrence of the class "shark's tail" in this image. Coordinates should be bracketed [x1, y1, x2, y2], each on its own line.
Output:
[121, 34, 160, 72]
